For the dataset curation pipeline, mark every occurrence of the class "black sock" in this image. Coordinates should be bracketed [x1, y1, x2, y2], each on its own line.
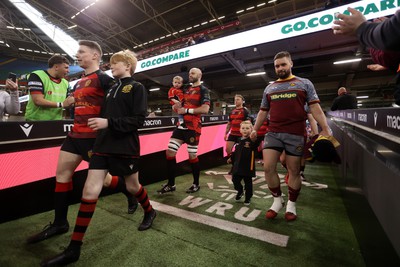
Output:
[166, 156, 177, 186]
[190, 158, 200, 185]
[54, 181, 72, 225]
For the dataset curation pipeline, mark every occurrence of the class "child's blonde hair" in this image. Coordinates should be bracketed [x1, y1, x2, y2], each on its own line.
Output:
[173, 76, 183, 82]
[110, 50, 138, 75]
[240, 120, 253, 128]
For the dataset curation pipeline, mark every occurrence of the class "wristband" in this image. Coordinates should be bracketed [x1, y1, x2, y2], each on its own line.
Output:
[57, 102, 62, 108]
[187, 108, 194, 114]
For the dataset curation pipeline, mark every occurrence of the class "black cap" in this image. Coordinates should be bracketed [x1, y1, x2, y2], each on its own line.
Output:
[304, 135, 341, 164]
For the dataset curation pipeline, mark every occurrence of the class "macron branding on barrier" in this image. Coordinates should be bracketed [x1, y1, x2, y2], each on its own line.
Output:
[358, 114, 367, 123]
[387, 115, 400, 130]
[143, 119, 162, 127]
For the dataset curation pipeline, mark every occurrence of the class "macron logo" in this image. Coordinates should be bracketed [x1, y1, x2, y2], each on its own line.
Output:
[20, 123, 33, 137]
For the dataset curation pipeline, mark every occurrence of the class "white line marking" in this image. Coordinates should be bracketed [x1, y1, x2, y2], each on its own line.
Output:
[223, 174, 233, 184]
[151, 201, 289, 247]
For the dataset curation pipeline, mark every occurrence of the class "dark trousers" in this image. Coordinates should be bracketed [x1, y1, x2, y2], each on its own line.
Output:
[232, 175, 253, 200]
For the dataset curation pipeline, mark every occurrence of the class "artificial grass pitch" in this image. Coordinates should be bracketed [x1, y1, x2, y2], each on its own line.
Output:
[0, 163, 365, 267]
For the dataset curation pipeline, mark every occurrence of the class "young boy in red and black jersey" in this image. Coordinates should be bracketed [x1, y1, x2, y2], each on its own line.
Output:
[26, 40, 137, 246]
[158, 68, 210, 194]
[41, 49, 155, 265]
[228, 121, 258, 205]
[168, 75, 185, 127]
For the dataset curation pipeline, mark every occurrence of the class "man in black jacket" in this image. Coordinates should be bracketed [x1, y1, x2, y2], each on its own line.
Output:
[331, 87, 357, 111]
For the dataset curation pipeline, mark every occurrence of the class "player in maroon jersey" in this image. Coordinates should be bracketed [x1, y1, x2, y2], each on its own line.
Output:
[251, 51, 331, 222]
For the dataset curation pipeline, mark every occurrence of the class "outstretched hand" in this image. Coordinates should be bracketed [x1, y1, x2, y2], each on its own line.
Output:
[367, 64, 387, 71]
[332, 7, 366, 36]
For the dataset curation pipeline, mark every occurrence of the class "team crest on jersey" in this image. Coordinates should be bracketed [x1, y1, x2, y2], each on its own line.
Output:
[85, 80, 92, 87]
[190, 137, 195, 143]
[88, 150, 93, 159]
[122, 85, 133, 93]
[47, 91, 53, 95]
[244, 141, 251, 148]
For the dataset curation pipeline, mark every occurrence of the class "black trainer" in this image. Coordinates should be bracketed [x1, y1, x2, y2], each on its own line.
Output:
[128, 197, 138, 214]
[244, 198, 251, 206]
[40, 245, 80, 267]
[186, 184, 200, 193]
[138, 209, 156, 231]
[157, 184, 176, 194]
[27, 221, 69, 244]
[235, 191, 244, 202]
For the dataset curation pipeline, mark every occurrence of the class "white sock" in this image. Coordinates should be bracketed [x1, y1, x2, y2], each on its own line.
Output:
[270, 196, 284, 212]
[286, 200, 297, 215]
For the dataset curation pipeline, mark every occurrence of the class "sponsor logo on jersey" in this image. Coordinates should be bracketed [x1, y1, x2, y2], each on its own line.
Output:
[270, 92, 297, 100]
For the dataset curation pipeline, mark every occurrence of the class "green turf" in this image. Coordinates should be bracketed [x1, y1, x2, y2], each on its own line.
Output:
[0, 163, 367, 267]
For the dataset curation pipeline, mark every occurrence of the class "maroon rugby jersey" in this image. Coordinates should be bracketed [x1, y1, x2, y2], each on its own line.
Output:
[260, 75, 319, 136]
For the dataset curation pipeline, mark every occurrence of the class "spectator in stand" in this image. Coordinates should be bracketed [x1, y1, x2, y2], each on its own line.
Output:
[197, 33, 207, 44]
[331, 87, 357, 111]
[365, 17, 400, 106]
[186, 37, 196, 46]
[325, 0, 339, 9]
[333, 7, 400, 105]
[1, 78, 20, 120]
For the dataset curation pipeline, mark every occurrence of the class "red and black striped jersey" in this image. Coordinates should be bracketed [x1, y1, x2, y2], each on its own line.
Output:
[168, 87, 184, 105]
[182, 84, 210, 134]
[69, 70, 114, 138]
[228, 107, 250, 136]
[257, 119, 269, 137]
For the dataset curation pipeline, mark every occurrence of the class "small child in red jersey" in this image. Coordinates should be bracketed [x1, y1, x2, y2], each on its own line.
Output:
[168, 76, 185, 127]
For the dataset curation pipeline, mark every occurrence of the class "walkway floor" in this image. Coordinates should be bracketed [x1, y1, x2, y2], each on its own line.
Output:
[0, 163, 391, 266]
